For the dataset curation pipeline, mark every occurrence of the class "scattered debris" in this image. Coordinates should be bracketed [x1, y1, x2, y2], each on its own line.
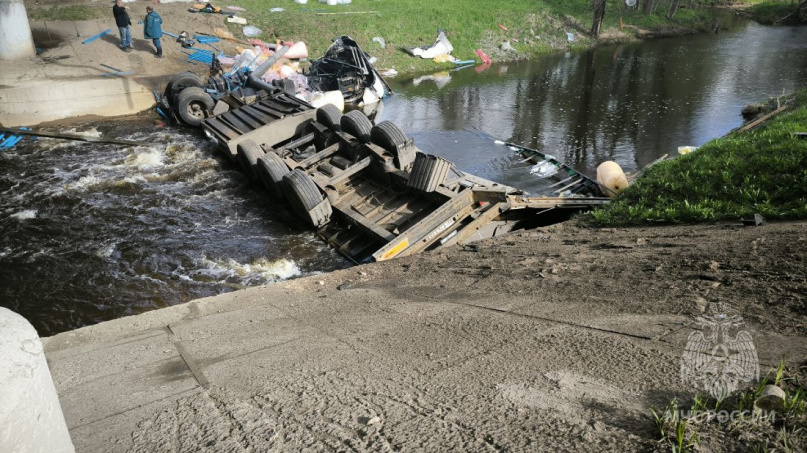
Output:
[566, 32, 575, 42]
[475, 49, 491, 65]
[755, 385, 785, 411]
[498, 24, 508, 32]
[228, 16, 247, 24]
[406, 29, 453, 59]
[372, 37, 386, 49]
[501, 41, 515, 52]
[82, 29, 111, 45]
[742, 214, 766, 227]
[677, 146, 698, 155]
[270, 8, 285, 13]
[227, 5, 245, 11]
[243, 26, 262, 37]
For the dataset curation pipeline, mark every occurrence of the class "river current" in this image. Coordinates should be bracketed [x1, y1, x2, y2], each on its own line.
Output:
[2, 14, 806, 335]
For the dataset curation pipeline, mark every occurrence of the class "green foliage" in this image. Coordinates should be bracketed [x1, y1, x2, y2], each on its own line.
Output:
[651, 358, 807, 452]
[28, 5, 107, 21]
[750, 2, 805, 25]
[591, 90, 807, 226]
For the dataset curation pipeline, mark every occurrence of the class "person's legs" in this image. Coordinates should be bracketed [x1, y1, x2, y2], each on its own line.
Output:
[123, 26, 132, 49]
[153, 38, 162, 57]
[118, 27, 127, 49]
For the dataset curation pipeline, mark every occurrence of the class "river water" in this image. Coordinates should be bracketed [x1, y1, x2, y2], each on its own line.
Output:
[3, 14, 806, 336]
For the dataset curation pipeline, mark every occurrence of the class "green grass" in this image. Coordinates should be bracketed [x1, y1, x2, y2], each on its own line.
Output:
[590, 89, 807, 226]
[749, 1, 806, 25]
[651, 359, 807, 452]
[224, 0, 723, 76]
[28, 5, 107, 22]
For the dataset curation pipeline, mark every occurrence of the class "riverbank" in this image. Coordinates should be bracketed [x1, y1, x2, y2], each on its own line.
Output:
[42, 219, 807, 451]
[3, 0, 760, 127]
[22, 0, 739, 79]
[590, 88, 807, 225]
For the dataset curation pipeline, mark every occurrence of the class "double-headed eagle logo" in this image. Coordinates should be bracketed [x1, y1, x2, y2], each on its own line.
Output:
[681, 303, 759, 399]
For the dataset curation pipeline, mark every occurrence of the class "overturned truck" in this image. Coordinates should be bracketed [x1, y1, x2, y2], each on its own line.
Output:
[201, 97, 608, 262]
[159, 36, 391, 128]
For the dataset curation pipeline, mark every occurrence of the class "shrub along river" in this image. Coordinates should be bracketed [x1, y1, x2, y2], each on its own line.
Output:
[2, 13, 806, 335]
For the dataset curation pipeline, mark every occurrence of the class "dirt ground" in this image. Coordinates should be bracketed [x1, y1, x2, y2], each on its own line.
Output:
[25, 0, 246, 77]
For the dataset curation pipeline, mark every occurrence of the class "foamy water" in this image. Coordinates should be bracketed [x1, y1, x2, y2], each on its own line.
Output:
[0, 120, 350, 335]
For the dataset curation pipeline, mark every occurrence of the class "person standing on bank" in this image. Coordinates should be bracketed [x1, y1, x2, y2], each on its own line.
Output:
[112, 0, 132, 52]
[144, 6, 163, 58]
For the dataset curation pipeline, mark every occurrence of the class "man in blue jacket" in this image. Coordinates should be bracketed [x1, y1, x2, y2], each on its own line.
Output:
[144, 6, 163, 58]
[112, 0, 132, 52]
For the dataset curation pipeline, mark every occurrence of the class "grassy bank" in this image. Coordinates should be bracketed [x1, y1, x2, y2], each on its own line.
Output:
[591, 89, 807, 226]
[26, 1, 733, 75]
[749, 0, 807, 25]
[228, 0, 724, 75]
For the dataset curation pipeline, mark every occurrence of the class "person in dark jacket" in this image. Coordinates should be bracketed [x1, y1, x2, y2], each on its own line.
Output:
[112, 0, 132, 52]
[143, 6, 163, 58]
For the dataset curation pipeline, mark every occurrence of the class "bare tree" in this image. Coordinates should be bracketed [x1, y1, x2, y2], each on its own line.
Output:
[591, 0, 607, 39]
[667, 0, 681, 19]
[643, 0, 655, 15]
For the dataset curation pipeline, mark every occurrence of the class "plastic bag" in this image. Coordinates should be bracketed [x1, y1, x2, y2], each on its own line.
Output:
[529, 161, 559, 178]
[242, 26, 262, 37]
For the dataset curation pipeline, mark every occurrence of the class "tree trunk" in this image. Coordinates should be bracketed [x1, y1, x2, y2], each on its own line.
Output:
[642, 0, 655, 15]
[667, 0, 681, 19]
[591, 0, 607, 39]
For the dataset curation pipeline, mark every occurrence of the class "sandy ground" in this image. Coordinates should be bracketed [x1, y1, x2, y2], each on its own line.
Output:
[43, 219, 807, 452]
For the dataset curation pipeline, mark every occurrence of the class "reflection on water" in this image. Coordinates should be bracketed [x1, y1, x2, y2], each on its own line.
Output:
[381, 14, 807, 180]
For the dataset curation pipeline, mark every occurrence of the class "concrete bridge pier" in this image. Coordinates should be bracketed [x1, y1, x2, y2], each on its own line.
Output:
[0, 0, 36, 60]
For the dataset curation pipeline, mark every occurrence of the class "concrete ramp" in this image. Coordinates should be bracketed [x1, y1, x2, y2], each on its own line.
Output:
[0, 77, 155, 127]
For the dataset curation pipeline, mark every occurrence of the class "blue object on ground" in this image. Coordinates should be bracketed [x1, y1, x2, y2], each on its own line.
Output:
[194, 35, 220, 44]
[82, 29, 111, 45]
[1, 134, 24, 148]
[163, 31, 179, 38]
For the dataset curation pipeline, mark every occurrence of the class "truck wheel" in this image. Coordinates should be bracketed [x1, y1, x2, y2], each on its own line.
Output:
[340, 110, 372, 143]
[175, 87, 214, 127]
[282, 169, 331, 228]
[164, 71, 204, 101]
[316, 104, 342, 131]
[236, 140, 264, 179]
[371, 121, 407, 151]
[256, 152, 289, 199]
[371, 121, 414, 170]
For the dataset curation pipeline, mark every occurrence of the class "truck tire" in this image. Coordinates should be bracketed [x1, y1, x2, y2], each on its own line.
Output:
[370, 121, 407, 151]
[236, 140, 264, 179]
[316, 104, 342, 131]
[175, 87, 214, 127]
[340, 110, 372, 143]
[371, 121, 414, 170]
[164, 71, 204, 102]
[282, 169, 331, 228]
[256, 152, 289, 199]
